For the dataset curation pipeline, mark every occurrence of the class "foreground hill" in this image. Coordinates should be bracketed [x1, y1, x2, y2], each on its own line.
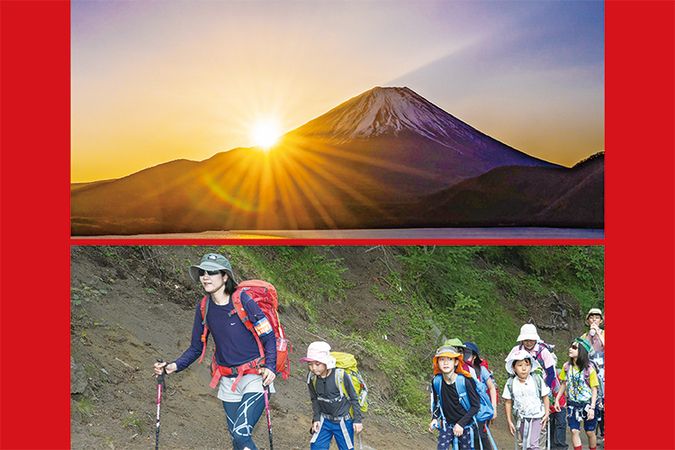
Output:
[416, 152, 604, 228]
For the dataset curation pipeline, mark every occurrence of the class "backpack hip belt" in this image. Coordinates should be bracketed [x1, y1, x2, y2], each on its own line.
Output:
[209, 357, 264, 391]
[320, 413, 351, 422]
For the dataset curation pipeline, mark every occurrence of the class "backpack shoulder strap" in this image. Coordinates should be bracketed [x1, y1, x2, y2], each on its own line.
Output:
[431, 374, 445, 421]
[584, 365, 593, 386]
[231, 289, 265, 360]
[335, 368, 346, 399]
[534, 372, 543, 395]
[198, 296, 210, 363]
[506, 376, 514, 398]
[455, 374, 470, 412]
[534, 344, 546, 365]
[307, 372, 317, 389]
[231, 289, 253, 330]
[562, 361, 570, 376]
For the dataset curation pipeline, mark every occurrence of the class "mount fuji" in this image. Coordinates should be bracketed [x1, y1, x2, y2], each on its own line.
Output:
[284, 86, 559, 195]
[71, 86, 601, 235]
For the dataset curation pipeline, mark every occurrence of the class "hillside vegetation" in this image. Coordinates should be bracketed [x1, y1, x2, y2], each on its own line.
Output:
[71, 245, 603, 449]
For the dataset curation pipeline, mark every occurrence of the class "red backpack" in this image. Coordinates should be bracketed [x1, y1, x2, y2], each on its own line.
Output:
[197, 280, 291, 391]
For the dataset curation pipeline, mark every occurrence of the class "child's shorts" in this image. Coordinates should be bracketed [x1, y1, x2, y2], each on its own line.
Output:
[566, 401, 598, 432]
[310, 416, 355, 450]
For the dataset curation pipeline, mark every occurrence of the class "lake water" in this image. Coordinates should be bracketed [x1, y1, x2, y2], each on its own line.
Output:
[74, 227, 604, 240]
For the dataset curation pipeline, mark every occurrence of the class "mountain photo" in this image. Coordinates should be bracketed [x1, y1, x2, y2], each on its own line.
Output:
[71, 1, 604, 238]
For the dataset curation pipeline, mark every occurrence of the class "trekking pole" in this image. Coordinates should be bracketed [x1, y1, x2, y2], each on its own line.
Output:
[263, 384, 274, 450]
[155, 359, 166, 450]
[358, 432, 363, 450]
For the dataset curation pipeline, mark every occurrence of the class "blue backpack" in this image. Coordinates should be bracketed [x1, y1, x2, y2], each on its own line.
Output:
[455, 373, 494, 423]
[431, 374, 499, 450]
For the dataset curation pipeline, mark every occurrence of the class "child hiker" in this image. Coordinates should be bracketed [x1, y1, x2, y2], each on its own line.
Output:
[503, 350, 550, 450]
[463, 341, 498, 450]
[429, 343, 480, 450]
[302, 341, 363, 450]
[152, 253, 277, 450]
[554, 338, 599, 450]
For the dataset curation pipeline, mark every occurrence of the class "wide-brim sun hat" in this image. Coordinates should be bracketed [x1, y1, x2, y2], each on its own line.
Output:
[434, 344, 462, 359]
[586, 308, 603, 320]
[300, 341, 336, 369]
[189, 253, 235, 282]
[516, 323, 541, 342]
[505, 349, 538, 375]
[433, 344, 471, 376]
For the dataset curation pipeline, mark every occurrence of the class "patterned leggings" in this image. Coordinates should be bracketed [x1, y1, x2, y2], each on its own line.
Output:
[222, 392, 266, 450]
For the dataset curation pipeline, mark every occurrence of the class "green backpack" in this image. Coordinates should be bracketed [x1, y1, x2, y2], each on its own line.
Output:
[308, 351, 368, 416]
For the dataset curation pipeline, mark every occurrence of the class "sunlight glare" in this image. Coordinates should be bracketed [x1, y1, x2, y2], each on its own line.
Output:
[250, 119, 282, 151]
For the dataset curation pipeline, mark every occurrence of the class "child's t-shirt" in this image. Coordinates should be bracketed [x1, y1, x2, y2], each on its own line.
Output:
[502, 374, 550, 419]
[559, 365, 599, 403]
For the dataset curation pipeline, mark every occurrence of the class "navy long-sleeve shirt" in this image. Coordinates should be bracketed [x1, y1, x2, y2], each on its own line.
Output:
[174, 291, 277, 373]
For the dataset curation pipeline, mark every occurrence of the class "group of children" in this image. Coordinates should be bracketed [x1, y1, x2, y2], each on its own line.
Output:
[426, 309, 605, 450]
[304, 308, 606, 450]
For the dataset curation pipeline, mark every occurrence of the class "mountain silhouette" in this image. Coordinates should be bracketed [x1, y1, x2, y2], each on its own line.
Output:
[71, 86, 600, 235]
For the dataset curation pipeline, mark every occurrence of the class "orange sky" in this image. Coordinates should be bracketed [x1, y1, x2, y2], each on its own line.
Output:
[72, 1, 603, 182]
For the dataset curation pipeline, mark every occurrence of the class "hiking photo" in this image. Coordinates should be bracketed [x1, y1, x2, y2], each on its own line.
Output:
[71, 245, 605, 449]
[70, 1, 604, 239]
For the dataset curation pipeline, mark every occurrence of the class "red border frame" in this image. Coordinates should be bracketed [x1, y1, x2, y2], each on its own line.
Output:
[1, 1, 71, 448]
[1, 1, 674, 448]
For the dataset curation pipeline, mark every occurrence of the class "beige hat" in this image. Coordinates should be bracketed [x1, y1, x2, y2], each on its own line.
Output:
[434, 344, 462, 359]
[516, 323, 541, 342]
[300, 341, 336, 369]
[586, 308, 603, 320]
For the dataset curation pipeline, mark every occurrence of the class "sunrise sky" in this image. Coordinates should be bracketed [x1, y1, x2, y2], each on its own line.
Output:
[71, 1, 603, 183]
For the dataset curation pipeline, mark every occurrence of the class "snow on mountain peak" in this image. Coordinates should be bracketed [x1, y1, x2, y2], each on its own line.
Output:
[302, 86, 476, 146]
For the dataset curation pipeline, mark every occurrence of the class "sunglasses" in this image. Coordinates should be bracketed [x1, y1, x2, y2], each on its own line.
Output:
[570, 344, 579, 350]
[198, 269, 222, 277]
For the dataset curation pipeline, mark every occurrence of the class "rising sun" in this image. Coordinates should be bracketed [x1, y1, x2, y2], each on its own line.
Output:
[250, 119, 282, 151]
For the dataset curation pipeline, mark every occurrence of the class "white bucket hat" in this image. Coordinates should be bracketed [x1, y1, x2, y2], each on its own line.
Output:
[300, 341, 336, 369]
[516, 323, 541, 342]
[505, 349, 539, 375]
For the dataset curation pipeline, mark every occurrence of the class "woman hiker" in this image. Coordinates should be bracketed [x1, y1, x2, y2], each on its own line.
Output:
[153, 253, 277, 450]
